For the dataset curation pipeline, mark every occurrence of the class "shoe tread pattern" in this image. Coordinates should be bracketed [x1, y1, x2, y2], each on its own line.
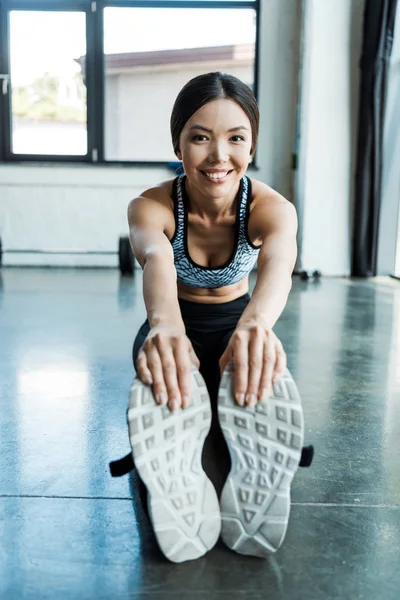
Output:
[218, 364, 304, 556]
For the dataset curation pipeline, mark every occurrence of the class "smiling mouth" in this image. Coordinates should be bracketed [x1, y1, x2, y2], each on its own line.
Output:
[200, 170, 233, 181]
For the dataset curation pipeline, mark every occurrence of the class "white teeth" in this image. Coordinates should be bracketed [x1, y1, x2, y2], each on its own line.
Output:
[204, 171, 229, 180]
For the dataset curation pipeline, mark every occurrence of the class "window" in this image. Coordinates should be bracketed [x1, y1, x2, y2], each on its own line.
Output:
[0, 0, 259, 164]
[9, 10, 87, 156]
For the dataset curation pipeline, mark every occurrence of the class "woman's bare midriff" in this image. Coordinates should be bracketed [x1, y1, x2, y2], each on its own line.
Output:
[177, 277, 249, 304]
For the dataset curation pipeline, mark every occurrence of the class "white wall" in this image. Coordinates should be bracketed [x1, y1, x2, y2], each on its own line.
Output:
[0, 0, 365, 275]
[297, 0, 365, 276]
[0, 166, 168, 267]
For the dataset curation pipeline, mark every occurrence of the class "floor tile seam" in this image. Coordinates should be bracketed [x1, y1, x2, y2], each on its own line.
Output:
[126, 594, 265, 597]
[0, 495, 399, 509]
[0, 494, 135, 501]
[292, 501, 400, 509]
[133, 593, 260, 595]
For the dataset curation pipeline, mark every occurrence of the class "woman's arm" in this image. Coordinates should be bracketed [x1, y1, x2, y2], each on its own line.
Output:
[219, 190, 298, 406]
[238, 198, 297, 329]
[128, 193, 199, 410]
[128, 193, 184, 332]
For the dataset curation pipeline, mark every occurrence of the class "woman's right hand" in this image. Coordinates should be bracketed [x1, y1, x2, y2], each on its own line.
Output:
[135, 326, 200, 411]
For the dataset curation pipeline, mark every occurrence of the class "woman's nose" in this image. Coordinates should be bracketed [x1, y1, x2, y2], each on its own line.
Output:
[209, 140, 229, 163]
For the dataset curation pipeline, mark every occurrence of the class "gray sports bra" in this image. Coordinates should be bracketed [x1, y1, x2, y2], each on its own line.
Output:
[170, 175, 261, 289]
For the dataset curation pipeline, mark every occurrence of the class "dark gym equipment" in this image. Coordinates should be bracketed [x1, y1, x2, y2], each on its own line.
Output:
[0, 235, 135, 276]
[299, 270, 322, 281]
[118, 236, 135, 275]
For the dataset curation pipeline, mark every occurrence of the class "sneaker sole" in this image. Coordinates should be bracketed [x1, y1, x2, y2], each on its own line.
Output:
[217, 364, 304, 556]
[128, 366, 221, 563]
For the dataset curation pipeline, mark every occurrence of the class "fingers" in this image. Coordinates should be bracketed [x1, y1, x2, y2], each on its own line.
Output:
[174, 337, 193, 409]
[272, 340, 286, 383]
[232, 333, 248, 407]
[135, 349, 153, 386]
[245, 329, 264, 407]
[229, 327, 287, 407]
[219, 346, 231, 375]
[138, 334, 199, 411]
[257, 336, 276, 401]
[189, 344, 200, 369]
[155, 335, 182, 411]
[256, 337, 287, 401]
[137, 326, 287, 414]
[143, 345, 167, 406]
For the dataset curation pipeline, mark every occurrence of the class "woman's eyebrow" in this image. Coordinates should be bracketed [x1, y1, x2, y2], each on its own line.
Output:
[189, 125, 212, 132]
[189, 125, 249, 132]
[228, 126, 249, 132]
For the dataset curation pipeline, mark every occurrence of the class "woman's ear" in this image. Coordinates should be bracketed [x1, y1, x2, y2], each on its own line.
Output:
[176, 149, 182, 161]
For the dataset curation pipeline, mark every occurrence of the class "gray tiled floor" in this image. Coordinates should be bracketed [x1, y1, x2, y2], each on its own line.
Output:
[1, 268, 400, 599]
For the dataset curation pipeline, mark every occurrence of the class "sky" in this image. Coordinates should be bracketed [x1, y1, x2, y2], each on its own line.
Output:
[10, 7, 256, 86]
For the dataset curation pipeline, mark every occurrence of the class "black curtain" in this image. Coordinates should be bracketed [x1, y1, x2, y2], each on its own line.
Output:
[351, 0, 398, 276]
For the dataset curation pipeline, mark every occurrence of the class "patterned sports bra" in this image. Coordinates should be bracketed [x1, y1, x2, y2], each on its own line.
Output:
[170, 175, 261, 289]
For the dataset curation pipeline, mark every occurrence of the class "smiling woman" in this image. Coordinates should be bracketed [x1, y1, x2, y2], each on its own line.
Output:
[169, 74, 257, 224]
[120, 72, 311, 564]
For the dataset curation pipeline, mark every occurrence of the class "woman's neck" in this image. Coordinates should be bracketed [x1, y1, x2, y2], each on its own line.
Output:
[184, 177, 241, 221]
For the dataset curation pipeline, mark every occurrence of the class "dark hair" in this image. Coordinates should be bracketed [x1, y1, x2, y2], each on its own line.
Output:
[170, 72, 259, 157]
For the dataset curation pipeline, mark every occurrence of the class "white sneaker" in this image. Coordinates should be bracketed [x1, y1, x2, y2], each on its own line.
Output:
[217, 363, 304, 556]
[128, 365, 221, 563]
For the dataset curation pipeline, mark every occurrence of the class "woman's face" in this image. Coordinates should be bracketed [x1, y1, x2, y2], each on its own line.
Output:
[177, 98, 253, 199]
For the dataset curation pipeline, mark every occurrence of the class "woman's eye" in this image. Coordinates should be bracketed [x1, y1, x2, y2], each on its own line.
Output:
[230, 135, 245, 142]
[192, 135, 208, 142]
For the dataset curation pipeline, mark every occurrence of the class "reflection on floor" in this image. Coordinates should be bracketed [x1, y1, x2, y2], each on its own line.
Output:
[1, 268, 399, 599]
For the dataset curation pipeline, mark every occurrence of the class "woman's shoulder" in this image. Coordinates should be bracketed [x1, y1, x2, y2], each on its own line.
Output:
[140, 178, 176, 210]
[247, 177, 288, 207]
[128, 178, 176, 239]
[247, 177, 297, 244]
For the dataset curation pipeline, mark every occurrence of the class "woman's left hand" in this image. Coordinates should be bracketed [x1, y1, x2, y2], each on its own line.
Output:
[219, 320, 287, 407]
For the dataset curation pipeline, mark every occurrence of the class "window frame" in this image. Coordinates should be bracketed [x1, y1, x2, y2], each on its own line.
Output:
[0, 0, 260, 166]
